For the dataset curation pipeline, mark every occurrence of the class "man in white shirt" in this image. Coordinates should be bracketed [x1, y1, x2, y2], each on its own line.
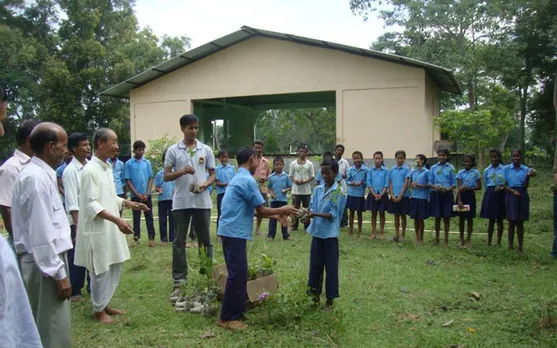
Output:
[289, 146, 315, 231]
[62, 132, 91, 301]
[335, 144, 350, 228]
[12, 122, 72, 348]
[164, 114, 216, 301]
[74, 128, 149, 324]
[0, 119, 39, 252]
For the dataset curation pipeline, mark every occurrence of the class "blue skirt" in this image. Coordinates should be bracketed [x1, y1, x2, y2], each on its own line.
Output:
[388, 196, 410, 215]
[430, 191, 454, 218]
[505, 187, 529, 221]
[455, 190, 476, 219]
[480, 187, 506, 220]
[346, 195, 366, 212]
[365, 194, 389, 212]
[409, 198, 429, 220]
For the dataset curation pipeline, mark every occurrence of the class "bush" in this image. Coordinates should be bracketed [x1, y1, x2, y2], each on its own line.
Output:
[146, 135, 178, 173]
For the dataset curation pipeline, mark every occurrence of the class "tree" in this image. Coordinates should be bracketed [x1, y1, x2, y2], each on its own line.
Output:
[554, 65, 557, 170]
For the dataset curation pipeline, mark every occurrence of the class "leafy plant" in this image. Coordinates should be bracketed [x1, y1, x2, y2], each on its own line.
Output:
[146, 135, 178, 173]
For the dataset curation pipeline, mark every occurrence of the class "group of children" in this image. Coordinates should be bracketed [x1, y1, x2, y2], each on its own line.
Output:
[340, 147, 536, 252]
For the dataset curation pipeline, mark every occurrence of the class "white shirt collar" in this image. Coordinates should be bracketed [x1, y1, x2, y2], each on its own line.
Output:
[13, 149, 31, 165]
[70, 156, 88, 170]
[31, 156, 57, 183]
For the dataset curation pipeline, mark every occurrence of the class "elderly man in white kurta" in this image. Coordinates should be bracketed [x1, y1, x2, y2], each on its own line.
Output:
[74, 128, 149, 324]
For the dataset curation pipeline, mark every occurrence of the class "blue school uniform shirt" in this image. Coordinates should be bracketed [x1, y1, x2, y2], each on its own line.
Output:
[456, 168, 481, 189]
[154, 169, 175, 201]
[347, 165, 367, 197]
[366, 166, 389, 194]
[56, 162, 67, 178]
[483, 164, 506, 187]
[429, 162, 456, 188]
[307, 182, 347, 239]
[107, 157, 125, 195]
[504, 164, 530, 188]
[268, 172, 292, 202]
[206, 171, 214, 195]
[217, 167, 266, 240]
[124, 157, 153, 198]
[389, 165, 411, 197]
[215, 164, 236, 195]
[409, 168, 431, 200]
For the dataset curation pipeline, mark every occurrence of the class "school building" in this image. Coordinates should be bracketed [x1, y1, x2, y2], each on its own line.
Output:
[101, 26, 460, 157]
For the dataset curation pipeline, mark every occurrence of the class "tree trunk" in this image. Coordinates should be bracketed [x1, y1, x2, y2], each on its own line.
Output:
[519, 84, 529, 155]
[553, 64, 557, 171]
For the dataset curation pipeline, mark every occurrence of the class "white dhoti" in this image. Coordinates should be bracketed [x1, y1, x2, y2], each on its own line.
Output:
[90, 263, 123, 313]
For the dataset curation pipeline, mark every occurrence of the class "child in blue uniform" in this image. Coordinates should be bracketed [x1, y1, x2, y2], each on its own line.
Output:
[303, 158, 347, 311]
[346, 151, 367, 238]
[366, 151, 389, 239]
[504, 149, 536, 253]
[267, 156, 293, 240]
[409, 154, 430, 244]
[480, 149, 506, 246]
[154, 149, 176, 244]
[215, 150, 236, 230]
[388, 150, 410, 242]
[217, 146, 298, 330]
[429, 148, 456, 246]
[455, 154, 481, 248]
[315, 152, 343, 185]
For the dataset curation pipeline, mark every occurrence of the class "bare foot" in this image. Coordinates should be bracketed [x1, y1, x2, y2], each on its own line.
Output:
[369, 233, 376, 240]
[71, 295, 83, 303]
[379, 234, 384, 240]
[105, 306, 126, 315]
[94, 311, 114, 324]
[217, 320, 248, 330]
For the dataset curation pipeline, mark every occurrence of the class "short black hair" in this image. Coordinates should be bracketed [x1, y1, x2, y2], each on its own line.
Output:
[133, 140, 146, 150]
[253, 140, 264, 147]
[322, 151, 333, 159]
[93, 128, 111, 148]
[489, 148, 502, 159]
[67, 132, 89, 153]
[437, 147, 450, 156]
[320, 158, 339, 174]
[180, 114, 199, 129]
[511, 148, 522, 157]
[273, 156, 284, 166]
[218, 150, 228, 158]
[463, 153, 476, 167]
[335, 144, 345, 151]
[15, 120, 40, 146]
[395, 150, 406, 159]
[236, 146, 255, 165]
[352, 151, 363, 159]
[30, 126, 58, 155]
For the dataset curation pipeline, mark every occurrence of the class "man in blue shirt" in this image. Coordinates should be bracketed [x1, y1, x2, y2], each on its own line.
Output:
[107, 145, 126, 199]
[124, 140, 155, 247]
[215, 150, 235, 231]
[303, 158, 346, 312]
[155, 149, 176, 245]
[217, 146, 298, 330]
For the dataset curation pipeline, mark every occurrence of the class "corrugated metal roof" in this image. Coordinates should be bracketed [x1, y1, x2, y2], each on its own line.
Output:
[100, 26, 461, 99]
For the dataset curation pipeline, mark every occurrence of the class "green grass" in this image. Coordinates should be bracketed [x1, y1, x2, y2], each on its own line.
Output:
[68, 172, 557, 347]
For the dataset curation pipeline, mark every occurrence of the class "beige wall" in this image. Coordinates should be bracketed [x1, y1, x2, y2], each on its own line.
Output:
[130, 36, 440, 156]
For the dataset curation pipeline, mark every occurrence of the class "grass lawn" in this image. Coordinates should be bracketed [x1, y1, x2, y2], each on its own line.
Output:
[63, 170, 557, 347]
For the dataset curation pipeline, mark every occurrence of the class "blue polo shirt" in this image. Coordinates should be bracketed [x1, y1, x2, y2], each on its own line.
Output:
[409, 168, 431, 200]
[56, 162, 67, 178]
[307, 182, 347, 239]
[217, 167, 266, 240]
[107, 157, 125, 195]
[504, 164, 529, 188]
[347, 165, 367, 197]
[124, 157, 153, 198]
[429, 162, 456, 188]
[367, 166, 389, 194]
[268, 172, 292, 202]
[389, 165, 410, 197]
[154, 169, 175, 201]
[456, 168, 481, 189]
[215, 164, 236, 195]
[484, 164, 506, 187]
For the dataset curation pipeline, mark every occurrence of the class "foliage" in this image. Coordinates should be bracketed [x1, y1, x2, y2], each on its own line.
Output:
[146, 135, 178, 173]
[248, 253, 277, 281]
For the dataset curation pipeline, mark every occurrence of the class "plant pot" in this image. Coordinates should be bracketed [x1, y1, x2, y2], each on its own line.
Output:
[190, 183, 201, 194]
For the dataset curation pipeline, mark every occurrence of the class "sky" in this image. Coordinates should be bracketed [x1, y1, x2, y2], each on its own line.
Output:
[134, 0, 385, 50]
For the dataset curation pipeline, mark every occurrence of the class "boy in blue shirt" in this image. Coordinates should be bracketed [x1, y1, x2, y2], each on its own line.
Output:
[155, 149, 176, 245]
[303, 158, 347, 311]
[217, 146, 298, 330]
[124, 140, 155, 247]
[215, 150, 235, 231]
[267, 156, 293, 240]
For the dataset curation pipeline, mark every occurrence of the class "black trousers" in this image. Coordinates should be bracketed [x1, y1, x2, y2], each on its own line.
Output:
[68, 225, 90, 296]
[292, 194, 311, 230]
[268, 201, 290, 239]
[216, 193, 224, 231]
[220, 236, 248, 321]
[307, 237, 339, 300]
[158, 200, 175, 242]
[131, 195, 155, 241]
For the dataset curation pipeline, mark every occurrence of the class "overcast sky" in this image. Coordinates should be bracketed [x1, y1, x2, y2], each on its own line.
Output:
[135, 0, 385, 50]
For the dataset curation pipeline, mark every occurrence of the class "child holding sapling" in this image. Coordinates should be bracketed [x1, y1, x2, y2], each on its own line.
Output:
[503, 149, 536, 253]
[429, 148, 456, 246]
[388, 150, 411, 242]
[366, 151, 389, 239]
[455, 154, 481, 248]
[267, 156, 293, 240]
[217, 146, 298, 330]
[303, 158, 346, 311]
[480, 148, 506, 246]
[409, 154, 431, 244]
[346, 151, 367, 238]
